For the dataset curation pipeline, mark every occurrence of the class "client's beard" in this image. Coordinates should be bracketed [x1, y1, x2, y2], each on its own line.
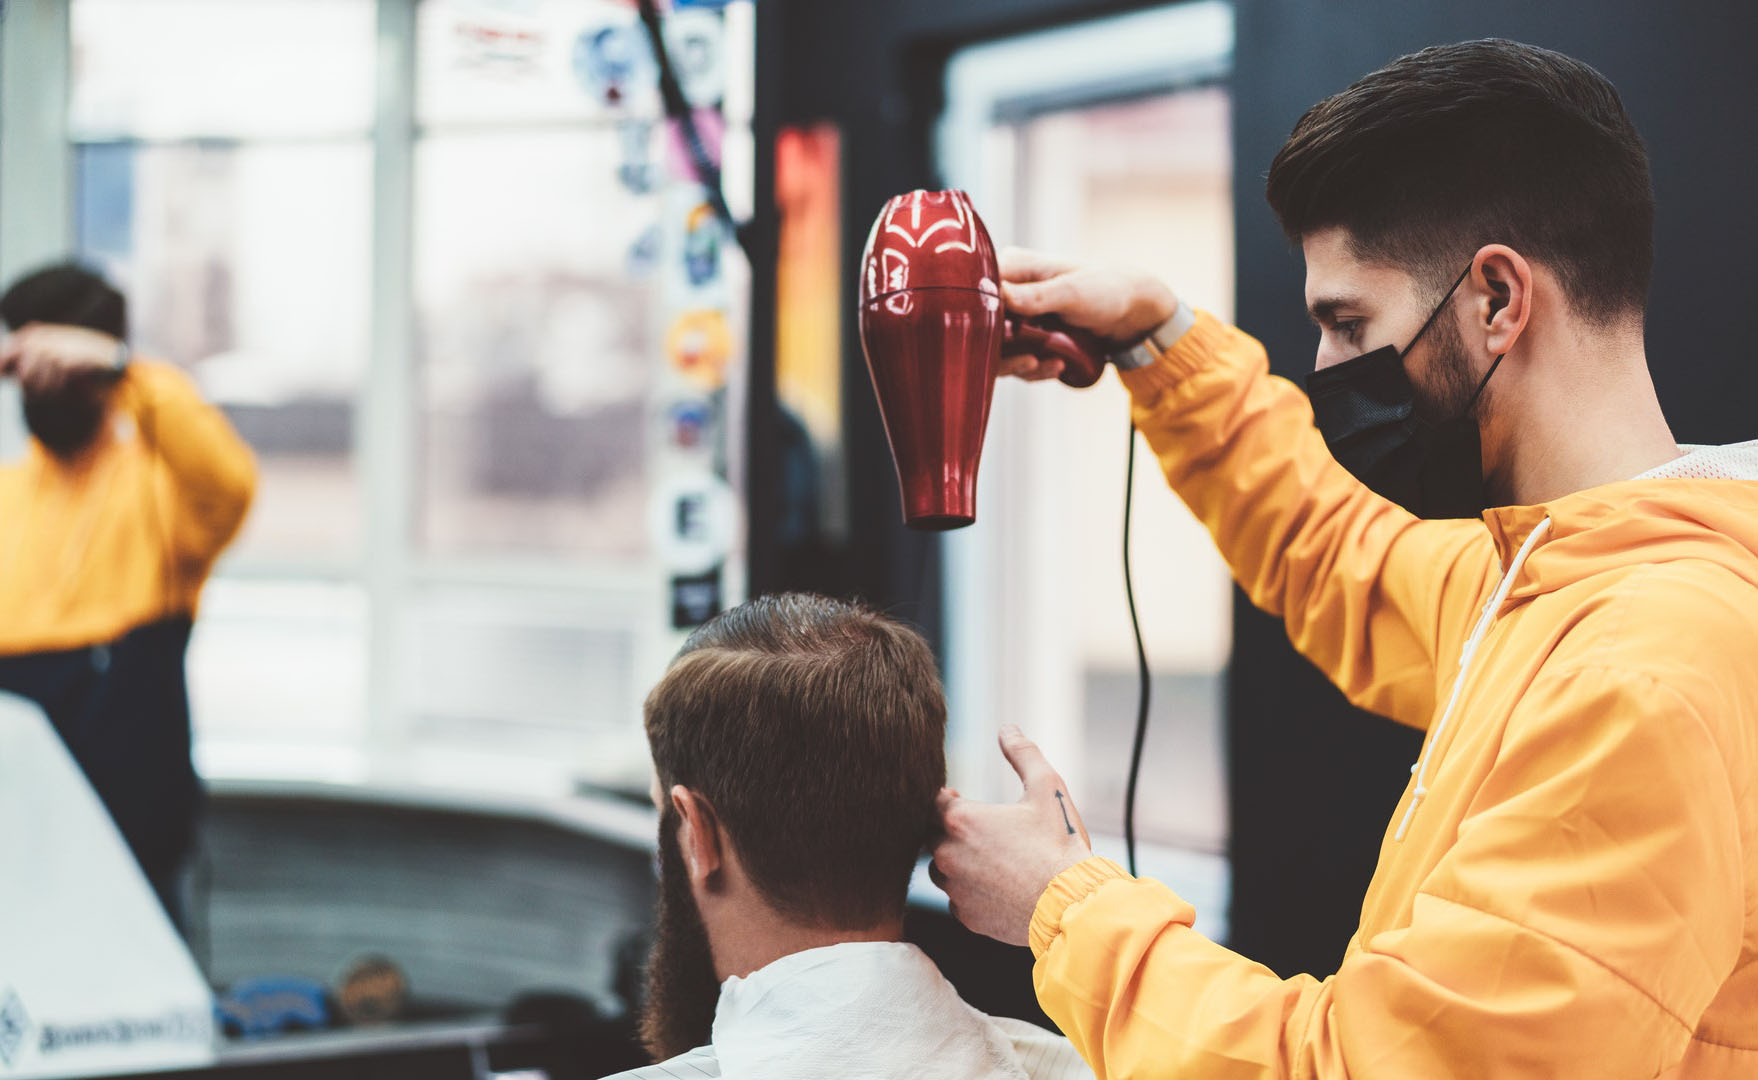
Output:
[24, 377, 112, 460]
[638, 809, 720, 1062]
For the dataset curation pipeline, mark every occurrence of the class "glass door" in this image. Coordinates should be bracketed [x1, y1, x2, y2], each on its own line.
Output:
[939, 1, 1236, 941]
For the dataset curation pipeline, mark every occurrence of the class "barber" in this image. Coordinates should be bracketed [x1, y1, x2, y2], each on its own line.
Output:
[0, 265, 256, 928]
[931, 40, 1756, 1078]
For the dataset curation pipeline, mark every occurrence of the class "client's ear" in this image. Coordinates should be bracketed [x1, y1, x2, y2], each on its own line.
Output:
[670, 786, 725, 890]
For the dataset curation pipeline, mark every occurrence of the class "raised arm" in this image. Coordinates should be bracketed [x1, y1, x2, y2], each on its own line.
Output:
[121, 359, 257, 570]
[1000, 252, 1492, 724]
[1120, 311, 1491, 723]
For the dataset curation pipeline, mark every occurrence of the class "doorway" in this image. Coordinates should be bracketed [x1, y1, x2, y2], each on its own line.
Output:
[938, 1, 1235, 940]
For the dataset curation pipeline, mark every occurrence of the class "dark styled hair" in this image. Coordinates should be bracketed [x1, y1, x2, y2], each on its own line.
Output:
[644, 593, 946, 929]
[1266, 39, 1653, 323]
[0, 263, 128, 340]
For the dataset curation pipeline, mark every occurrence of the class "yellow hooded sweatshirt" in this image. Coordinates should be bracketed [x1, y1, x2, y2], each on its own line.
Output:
[1030, 311, 1757, 1078]
[0, 359, 256, 653]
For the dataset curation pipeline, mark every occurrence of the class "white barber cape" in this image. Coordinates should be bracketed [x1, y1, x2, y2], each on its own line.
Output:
[607, 941, 1092, 1080]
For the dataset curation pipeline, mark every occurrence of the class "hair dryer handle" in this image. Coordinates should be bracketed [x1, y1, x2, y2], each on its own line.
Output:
[1002, 315, 1108, 388]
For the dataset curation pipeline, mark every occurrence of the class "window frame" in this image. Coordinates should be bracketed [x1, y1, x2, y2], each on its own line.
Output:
[1, 0, 698, 784]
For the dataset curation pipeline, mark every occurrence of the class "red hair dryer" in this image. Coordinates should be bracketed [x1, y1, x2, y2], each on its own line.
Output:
[857, 190, 1108, 530]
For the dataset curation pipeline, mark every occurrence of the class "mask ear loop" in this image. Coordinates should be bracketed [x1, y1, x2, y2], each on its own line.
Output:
[1396, 262, 1475, 362]
[1462, 350, 1507, 417]
[1399, 261, 1508, 418]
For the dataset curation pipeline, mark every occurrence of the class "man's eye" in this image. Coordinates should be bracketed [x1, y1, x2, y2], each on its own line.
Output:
[1333, 320, 1363, 344]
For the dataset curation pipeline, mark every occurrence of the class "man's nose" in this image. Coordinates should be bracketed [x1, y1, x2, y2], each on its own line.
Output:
[1313, 343, 1349, 372]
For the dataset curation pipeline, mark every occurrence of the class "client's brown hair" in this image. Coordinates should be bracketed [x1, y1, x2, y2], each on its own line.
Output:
[644, 593, 946, 929]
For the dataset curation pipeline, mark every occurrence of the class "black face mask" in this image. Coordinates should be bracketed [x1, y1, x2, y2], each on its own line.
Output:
[23, 375, 114, 460]
[1305, 264, 1505, 519]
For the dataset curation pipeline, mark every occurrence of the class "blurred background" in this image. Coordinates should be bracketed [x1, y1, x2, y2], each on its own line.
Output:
[1, 0, 1755, 1077]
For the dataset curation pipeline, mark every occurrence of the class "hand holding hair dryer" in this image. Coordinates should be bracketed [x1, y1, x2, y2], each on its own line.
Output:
[857, 189, 1109, 530]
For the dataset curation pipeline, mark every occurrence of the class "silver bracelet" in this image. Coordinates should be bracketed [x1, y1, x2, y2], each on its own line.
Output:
[1109, 301, 1197, 371]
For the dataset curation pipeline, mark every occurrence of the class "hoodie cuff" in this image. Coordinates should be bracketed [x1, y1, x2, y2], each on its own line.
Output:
[1116, 309, 1237, 400]
[1029, 856, 1132, 959]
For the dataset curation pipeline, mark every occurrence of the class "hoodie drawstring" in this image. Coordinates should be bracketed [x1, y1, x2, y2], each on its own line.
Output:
[1395, 516, 1552, 841]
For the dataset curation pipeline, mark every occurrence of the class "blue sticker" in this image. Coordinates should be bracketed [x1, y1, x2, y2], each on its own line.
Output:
[682, 201, 721, 288]
[668, 400, 713, 449]
[571, 22, 653, 105]
[616, 119, 660, 194]
[627, 222, 662, 279]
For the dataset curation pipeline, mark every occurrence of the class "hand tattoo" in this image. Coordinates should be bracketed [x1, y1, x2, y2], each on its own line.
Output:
[1055, 791, 1075, 835]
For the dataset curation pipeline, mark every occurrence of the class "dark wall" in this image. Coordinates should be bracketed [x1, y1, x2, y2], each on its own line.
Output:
[764, 0, 1758, 983]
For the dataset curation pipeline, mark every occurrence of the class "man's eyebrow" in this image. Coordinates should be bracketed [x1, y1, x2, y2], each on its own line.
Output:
[1306, 296, 1361, 326]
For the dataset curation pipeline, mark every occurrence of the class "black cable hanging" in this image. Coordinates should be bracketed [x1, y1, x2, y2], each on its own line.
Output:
[633, 0, 747, 256]
[1122, 416, 1151, 877]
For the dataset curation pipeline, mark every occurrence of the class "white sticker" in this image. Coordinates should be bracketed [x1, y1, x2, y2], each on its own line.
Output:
[648, 470, 739, 575]
[664, 9, 725, 108]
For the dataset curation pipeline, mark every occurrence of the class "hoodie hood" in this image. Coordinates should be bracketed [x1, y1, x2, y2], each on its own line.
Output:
[1483, 440, 1758, 605]
[1392, 440, 1758, 840]
[711, 942, 1032, 1080]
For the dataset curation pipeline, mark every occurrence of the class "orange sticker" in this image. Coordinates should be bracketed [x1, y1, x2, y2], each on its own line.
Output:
[665, 308, 733, 388]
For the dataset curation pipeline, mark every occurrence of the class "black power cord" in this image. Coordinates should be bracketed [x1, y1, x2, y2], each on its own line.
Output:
[1122, 417, 1150, 877]
[632, 0, 745, 255]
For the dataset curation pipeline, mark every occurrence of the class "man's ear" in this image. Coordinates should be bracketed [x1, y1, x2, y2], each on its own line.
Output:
[1471, 244, 1533, 359]
[670, 785, 725, 891]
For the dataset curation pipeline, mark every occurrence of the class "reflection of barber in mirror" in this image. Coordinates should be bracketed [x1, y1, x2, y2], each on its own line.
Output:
[604, 593, 1091, 1080]
[931, 40, 1758, 1079]
[0, 264, 256, 931]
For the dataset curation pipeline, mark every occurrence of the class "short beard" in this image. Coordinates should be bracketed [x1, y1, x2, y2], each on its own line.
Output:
[1408, 304, 1482, 426]
[638, 809, 721, 1062]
